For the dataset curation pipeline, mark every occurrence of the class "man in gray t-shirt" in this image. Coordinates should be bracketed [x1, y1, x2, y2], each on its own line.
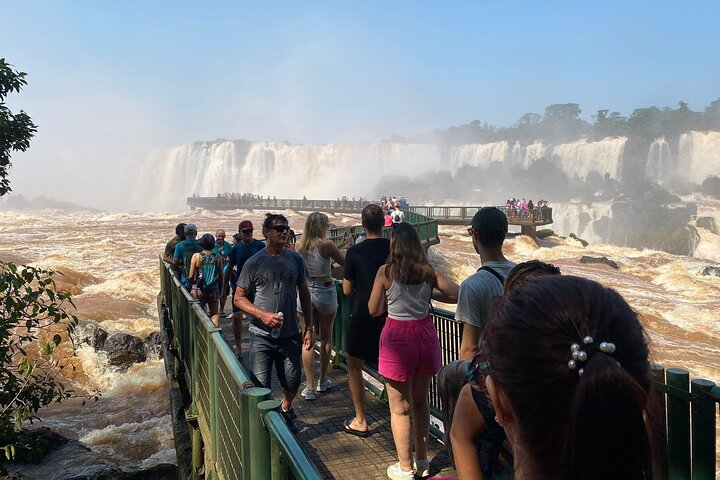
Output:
[457, 207, 515, 360]
[234, 214, 312, 431]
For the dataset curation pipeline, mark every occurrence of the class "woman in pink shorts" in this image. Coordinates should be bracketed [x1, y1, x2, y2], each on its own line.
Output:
[369, 222, 459, 480]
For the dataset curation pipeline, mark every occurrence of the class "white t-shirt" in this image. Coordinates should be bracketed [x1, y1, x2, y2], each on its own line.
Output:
[455, 260, 516, 345]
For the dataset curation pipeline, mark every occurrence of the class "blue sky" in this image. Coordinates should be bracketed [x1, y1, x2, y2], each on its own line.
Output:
[2, 1, 720, 207]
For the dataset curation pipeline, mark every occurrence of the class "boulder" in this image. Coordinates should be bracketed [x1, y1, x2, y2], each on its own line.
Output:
[579, 256, 619, 270]
[696, 217, 719, 235]
[569, 233, 589, 247]
[10, 427, 68, 464]
[700, 265, 720, 277]
[72, 320, 109, 350]
[103, 332, 147, 368]
[94, 463, 178, 479]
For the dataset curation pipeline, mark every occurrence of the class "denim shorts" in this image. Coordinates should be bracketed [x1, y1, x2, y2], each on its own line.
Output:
[249, 333, 302, 392]
[297, 282, 338, 316]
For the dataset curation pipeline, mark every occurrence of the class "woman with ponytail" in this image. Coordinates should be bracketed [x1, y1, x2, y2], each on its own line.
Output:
[484, 275, 656, 480]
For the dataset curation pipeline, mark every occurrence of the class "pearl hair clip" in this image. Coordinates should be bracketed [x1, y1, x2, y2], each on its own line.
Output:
[568, 337, 617, 376]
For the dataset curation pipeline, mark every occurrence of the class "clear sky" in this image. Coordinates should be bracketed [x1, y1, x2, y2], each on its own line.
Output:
[2, 1, 720, 208]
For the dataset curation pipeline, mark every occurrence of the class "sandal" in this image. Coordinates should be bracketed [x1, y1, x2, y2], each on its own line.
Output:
[343, 418, 370, 437]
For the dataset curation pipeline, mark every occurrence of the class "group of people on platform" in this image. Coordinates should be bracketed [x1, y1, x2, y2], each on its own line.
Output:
[163, 204, 656, 480]
[504, 197, 550, 221]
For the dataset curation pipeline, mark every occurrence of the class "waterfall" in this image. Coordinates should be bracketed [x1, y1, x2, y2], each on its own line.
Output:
[135, 140, 445, 211]
[550, 201, 614, 244]
[134, 136, 637, 212]
[552, 137, 627, 181]
[449, 142, 511, 172]
[677, 131, 720, 184]
[646, 137, 674, 182]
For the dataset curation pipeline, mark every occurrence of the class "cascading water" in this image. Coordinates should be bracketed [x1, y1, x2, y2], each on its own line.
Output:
[552, 137, 627, 180]
[677, 131, 720, 184]
[548, 201, 614, 244]
[646, 137, 674, 183]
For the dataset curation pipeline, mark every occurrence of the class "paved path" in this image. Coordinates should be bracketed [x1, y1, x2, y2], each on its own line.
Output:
[217, 307, 457, 480]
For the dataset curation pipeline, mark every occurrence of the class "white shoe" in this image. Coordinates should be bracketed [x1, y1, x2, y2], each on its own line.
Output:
[316, 377, 333, 392]
[300, 387, 315, 400]
[386, 462, 414, 480]
[414, 458, 430, 478]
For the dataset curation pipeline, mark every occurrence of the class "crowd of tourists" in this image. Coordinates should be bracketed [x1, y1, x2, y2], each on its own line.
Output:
[503, 197, 550, 221]
[163, 204, 656, 480]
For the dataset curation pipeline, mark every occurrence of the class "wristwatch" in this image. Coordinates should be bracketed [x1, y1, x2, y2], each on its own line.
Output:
[305, 326, 315, 333]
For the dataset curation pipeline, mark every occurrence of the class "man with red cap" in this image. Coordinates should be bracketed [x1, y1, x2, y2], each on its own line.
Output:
[227, 219, 265, 357]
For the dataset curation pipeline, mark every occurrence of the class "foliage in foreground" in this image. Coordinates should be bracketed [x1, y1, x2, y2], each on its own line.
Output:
[0, 262, 81, 468]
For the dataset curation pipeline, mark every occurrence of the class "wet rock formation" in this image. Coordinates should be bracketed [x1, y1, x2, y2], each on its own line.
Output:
[580, 256, 619, 270]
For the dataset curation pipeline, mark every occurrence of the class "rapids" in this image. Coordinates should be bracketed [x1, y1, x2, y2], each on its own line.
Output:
[0, 208, 718, 474]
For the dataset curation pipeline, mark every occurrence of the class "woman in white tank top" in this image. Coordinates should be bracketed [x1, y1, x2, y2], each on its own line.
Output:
[368, 222, 459, 480]
[296, 212, 348, 400]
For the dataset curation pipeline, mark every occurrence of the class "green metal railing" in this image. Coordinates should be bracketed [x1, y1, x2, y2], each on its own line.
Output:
[160, 258, 322, 480]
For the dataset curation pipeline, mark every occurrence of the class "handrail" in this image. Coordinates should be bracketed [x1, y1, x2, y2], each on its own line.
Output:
[159, 257, 321, 480]
[265, 411, 323, 480]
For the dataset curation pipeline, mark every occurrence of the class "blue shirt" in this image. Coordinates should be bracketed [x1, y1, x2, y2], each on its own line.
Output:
[228, 239, 265, 287]
[173, 238, 199, 286]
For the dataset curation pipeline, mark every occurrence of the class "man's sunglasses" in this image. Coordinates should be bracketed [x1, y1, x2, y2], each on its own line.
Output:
[269, 225, 290, 233]
[241, 229, 253, 234]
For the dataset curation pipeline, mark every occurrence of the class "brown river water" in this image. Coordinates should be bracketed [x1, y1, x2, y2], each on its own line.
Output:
[0, 208, 718, 476]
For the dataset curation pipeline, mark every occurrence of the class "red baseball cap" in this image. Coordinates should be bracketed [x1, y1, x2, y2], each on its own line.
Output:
[238, 220, 254, 231]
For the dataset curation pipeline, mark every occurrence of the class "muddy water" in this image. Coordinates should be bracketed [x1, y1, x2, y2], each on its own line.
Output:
[0, 209, 718, 475]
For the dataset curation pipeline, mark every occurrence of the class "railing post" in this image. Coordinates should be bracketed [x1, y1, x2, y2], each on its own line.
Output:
[690, 379, 716, 480]
[257, 400, 281, 480]
[666, 368, 691, 480]
[243, 387, 272, 480]
[209, 328, 218, 473]
[650, 364, 668, 480]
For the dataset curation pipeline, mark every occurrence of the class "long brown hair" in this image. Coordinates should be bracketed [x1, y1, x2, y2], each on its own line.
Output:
[486, 276, 654, 480]
[385, 222, 435, 286]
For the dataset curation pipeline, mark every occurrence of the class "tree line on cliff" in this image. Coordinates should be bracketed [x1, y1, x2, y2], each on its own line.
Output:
[391, 99, 720, 146]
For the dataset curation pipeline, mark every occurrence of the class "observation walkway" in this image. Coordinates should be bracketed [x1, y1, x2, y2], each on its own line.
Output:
[162, 208, 718, 480]
[186, 196, 553, 239]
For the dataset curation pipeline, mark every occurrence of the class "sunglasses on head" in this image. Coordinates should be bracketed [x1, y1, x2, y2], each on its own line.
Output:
[270, 225, 290, 233]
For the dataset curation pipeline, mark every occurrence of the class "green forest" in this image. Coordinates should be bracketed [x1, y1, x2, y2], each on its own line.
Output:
[405, 99, 720, 145]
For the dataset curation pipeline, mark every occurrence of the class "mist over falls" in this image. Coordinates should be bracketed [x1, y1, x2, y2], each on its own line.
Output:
[135, 131, 720, 255]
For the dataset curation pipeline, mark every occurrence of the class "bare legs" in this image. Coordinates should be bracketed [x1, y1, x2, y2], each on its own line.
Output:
[301, 309, 336, 389]
[385, 373, 433, 471]
[346, 355, 369, 432]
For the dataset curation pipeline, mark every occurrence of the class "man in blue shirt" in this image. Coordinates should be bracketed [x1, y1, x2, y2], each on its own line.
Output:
[228, 220, 265, 357]
[173, 223, 201, 287]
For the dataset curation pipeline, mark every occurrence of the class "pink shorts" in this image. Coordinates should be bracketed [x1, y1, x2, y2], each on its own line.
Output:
[379, 315, 441, 382]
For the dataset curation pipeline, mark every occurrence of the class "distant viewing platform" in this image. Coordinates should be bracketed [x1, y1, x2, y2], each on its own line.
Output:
[186, 196, 553, 237]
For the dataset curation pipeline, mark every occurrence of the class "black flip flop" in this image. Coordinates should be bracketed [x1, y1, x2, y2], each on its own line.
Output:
[343, 419, 370, 437]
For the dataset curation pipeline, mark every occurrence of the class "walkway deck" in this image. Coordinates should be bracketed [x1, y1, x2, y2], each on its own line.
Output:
[217, 305, 456, 480]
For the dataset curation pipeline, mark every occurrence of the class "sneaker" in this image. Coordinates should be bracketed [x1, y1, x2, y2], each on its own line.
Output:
[300, 387, 316, 400]
[414, 458, 430, 478]
[316, 377, 333, 392]
[386, 462, 414, 480]
[281, 407, 299, 433]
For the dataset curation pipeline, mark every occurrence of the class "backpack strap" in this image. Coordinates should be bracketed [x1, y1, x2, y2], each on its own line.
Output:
[477, 265, 505, 285]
